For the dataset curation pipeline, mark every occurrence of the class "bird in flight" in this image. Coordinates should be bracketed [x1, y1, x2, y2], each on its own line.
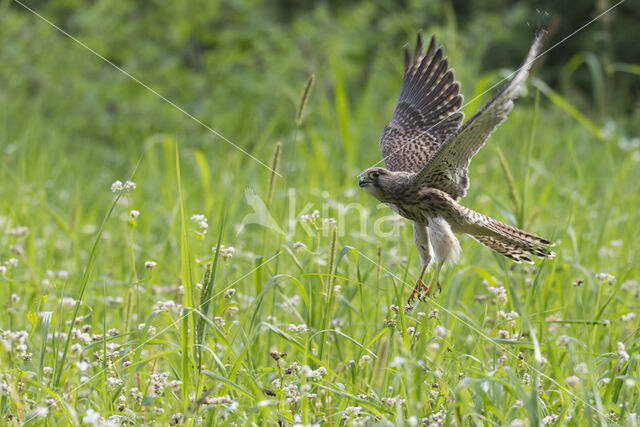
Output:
[359, 30, 554, 303]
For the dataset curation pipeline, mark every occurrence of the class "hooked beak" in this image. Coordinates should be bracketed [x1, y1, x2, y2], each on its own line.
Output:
[358, 176, 372, 188]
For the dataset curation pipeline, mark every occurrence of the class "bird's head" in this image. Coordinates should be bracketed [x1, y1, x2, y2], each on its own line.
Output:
[358, 167, 408, 202]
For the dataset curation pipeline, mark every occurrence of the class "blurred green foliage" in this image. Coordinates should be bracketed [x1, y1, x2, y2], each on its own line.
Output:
[1, 1, 639, 424]
[2, 0, 638, 160]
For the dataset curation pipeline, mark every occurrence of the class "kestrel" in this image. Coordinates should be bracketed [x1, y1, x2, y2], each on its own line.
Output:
[359, 30, 554, 302]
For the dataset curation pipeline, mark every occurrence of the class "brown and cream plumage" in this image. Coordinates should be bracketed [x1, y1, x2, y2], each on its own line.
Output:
[360, 30, 554, 302]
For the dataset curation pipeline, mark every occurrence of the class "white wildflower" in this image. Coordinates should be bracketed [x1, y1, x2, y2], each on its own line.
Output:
[152, 300, 176, 312]
[61, 297, 77, 306]
[390, 356, 406, 368]
[144, 261, 157, 269]
[31, 406, 48, 419]
[610, 239, 623, 247]
[287, 323, 308, 333]
[618, 342, 630, 361]
[565, 375, 580, 386]
[556, 335, 571, 346]
[213, 245, 236, 260]
[110, 181, 123, 192]
[8, 226, 29, 237]
[299, 365, 313, 378]
[190, 214, 208, 233]
[620, 313, 637, 322]
[311, 367, 326, 380]
[148, 372, 170, 395]
[497, 329, 511, 339]
[434, 325, 448, 337]
[599, 377, 611, 387]
[106, 377, 123, 388]
[487, 285, 508, 304]
[595, 272, 616, 284]
[575, 362, 588, 376]
[381, 395, 405, 405]
[497, 310, 519, 327]
[359, 355, 372, 366]
[130, 210, 140, 220]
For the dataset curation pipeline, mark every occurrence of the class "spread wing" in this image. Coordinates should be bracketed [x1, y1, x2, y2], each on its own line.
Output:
[379, 33, 464, 173]
[414, 30, 547, 200]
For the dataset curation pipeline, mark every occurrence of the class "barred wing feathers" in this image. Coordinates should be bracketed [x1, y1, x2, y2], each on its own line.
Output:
[380, 33, 464, 173]
[414, 30, 547, 200]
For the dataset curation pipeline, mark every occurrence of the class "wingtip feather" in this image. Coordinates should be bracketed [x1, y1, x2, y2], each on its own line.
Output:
[415, 32, 423, 62]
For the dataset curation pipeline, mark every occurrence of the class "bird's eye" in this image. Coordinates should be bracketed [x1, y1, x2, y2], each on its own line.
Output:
[371, 171, 379, 179]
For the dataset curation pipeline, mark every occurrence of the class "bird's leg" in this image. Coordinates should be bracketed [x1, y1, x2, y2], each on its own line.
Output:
[408, 265, 428, 303]
[423, 261, 443, 297]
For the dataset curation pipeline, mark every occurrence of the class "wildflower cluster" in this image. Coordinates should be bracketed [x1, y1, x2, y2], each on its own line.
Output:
[1, 330, 30, 361]
[300, 209, 337, 230]
[212, 244, 235, 260]
[486, 283, 508, 305]
[110, 180, 136, 193]
[595, 272, 616, 284]
[190, 214, 208, 236]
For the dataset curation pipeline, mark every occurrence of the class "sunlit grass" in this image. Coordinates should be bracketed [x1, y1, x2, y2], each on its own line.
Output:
[1, 3, 639, 426]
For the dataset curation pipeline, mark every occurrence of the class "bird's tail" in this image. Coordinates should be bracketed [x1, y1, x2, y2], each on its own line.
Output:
[465, 215, 555, 264]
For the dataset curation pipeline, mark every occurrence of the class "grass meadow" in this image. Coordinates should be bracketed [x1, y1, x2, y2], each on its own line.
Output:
[1, 1, 639, 425]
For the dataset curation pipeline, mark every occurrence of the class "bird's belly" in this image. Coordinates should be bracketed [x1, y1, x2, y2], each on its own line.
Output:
[386, 203, 432, 226]
[428, 217, 461, 265]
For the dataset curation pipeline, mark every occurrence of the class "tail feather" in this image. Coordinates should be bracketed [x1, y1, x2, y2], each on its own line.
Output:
[471, 235, 550, 264]
[467, 216, 555, 263]
[479, 216, 552, 247]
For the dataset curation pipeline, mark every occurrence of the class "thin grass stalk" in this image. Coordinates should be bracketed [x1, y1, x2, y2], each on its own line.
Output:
[181, 307, 191, 413]
[289, 74, 315, 177]
[128, 223, 140, 328]
[123, 288, 134, 334]
[376, 242, 383, 279]
[296, 74, 315, 126]
[37, 312, 52, 386]
[175, 142, 195, 411]
[265, 141, 282, 207]
[54, 191, 121, 387]
[521, 90, 540, 228]
[101, 280, 108, 415]
[495, 146, 521, 222]
[196, 216, 224, 368]
[262, 141, 282, 257]
[319, 225, 338, 360]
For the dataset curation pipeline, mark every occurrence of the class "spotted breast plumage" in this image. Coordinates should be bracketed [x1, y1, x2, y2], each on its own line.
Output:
[359, 30, 554, 302]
